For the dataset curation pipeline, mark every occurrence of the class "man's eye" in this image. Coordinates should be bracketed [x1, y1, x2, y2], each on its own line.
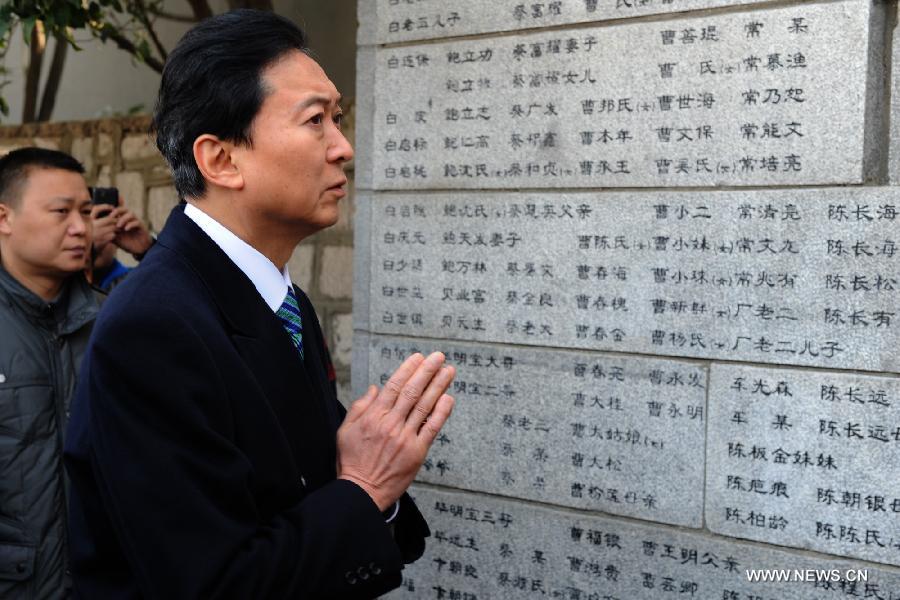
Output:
[53, 208, 69, 214]
[309, 114, 323, 125]
[334, 113, 344, 126]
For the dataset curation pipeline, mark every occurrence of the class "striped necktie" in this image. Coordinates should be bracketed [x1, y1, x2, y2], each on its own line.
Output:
[276, 286, 304, 359]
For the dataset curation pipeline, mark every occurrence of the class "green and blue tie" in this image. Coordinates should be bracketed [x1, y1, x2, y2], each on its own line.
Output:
[276, 286, 304, 359]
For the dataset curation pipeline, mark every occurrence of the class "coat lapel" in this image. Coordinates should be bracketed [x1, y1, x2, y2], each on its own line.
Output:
[156, 204, 336, 486]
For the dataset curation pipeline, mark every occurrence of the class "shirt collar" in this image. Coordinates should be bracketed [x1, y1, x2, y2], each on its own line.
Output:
[184, 202, 291, 313]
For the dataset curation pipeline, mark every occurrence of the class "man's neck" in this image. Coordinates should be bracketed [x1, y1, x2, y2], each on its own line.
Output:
[186, 196, 302, 270]
[0, 255, 67, 302]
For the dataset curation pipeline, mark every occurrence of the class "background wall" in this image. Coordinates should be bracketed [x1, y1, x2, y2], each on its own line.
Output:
[353, 0, 900, 598]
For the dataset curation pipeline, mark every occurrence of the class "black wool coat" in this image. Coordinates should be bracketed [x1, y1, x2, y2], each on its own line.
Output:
[64, 204, 428, 599]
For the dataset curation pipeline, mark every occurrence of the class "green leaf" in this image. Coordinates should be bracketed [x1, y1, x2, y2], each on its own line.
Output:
[21, 16, 36, 44]
[136, 38, 150, 61]
[0, 17, 13, 42]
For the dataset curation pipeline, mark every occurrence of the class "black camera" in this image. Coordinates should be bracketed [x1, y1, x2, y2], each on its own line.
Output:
[89, 186, 119, 207]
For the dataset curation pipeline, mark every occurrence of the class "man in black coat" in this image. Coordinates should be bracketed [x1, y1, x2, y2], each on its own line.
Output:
[64, 10, 456, 599]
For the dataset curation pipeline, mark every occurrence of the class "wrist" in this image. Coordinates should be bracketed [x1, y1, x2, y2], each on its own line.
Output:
[132, 234, 157, 261]
[338, 474, 391, 512]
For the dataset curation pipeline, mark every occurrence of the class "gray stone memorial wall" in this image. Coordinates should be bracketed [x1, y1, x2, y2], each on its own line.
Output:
[365, 189, 900, 372]
[364, 335, 707, 527]
[360, 0, 779, 44]
[354, 0, 900, 596]
[707, 364, 900, 565]
[363, 0, 883, 189]
[387, 485, 900, 599]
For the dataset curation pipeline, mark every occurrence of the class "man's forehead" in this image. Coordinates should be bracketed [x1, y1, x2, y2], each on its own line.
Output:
[22, 168, 89, 201]
[262, 51, 341, 105]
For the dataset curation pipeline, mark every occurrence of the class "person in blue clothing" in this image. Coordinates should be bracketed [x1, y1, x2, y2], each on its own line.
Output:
[89, 197, 154, 291]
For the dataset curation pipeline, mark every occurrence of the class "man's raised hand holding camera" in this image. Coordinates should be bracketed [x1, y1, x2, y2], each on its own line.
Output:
[89, 188, 155, 291]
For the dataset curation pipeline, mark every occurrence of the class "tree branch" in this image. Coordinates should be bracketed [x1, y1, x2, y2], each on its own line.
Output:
[226, 0, 274, 10]
[95, 23, 165, 72]
[37, 33, 68, 121]
[22, 21, 46, 123]
[184, 0, 213, 20]
[153, 10, 198, 23]
[133, 0, 167, 62]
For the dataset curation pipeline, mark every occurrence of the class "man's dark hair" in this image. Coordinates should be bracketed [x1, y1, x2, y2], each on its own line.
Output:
[152, 9, 309, 200]
[0, 147, 85, 208]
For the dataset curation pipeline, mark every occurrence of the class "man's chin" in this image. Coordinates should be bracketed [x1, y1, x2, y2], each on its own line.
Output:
[54, 261, 90, 277]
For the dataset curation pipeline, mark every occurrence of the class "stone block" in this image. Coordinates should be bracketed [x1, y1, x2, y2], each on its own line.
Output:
[333, 185, 355, 231]
[351, 330, 371, 401]
[370, 0, 875, 189]
[890, 13, 900, 186]
[149, 164, 172, 182]
[319, 245, 354, 299]
[369, 0, 783, 44]
[365, 335, 707, 527]
[97, 133, 114, 159]
[70, 137, 94, 175]
[335, 378, 353, 410]
[352, 191, 372, 332]
[707, 363, 900, 565]
[31, 137, 60, 150]
[367, 188, 900, 373]
[356, 0, 377, 46]
[385, 485, 900, 599]
[330, 312, 354, 369]
[288, 244, 315, 293]
[354, 46, 377, 191]
[122, 134, 160, 162]
[115, 171, 146, 220]
[95, 165, 112, 187]
[147, 185, 179, 232]
[0, 141, 28, 155]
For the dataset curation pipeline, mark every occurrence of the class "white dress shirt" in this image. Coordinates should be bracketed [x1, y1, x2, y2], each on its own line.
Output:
[184, 202, 291, 311]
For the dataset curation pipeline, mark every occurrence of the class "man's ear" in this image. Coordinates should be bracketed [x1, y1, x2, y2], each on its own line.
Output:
[193, 134, 244, 191]
[0, 203, 13, 236]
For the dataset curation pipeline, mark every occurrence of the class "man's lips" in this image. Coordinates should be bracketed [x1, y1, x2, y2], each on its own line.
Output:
[327, 179, 348, 196]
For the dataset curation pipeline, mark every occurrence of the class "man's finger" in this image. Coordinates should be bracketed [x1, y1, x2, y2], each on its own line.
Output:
[373, 353, 425, 410]
[116, 212, 138, 230]
[391, 352, 446, 419]
[345, 385, 377, 424]
[403, 365, 455, 432]
[418, 394, 455, 445]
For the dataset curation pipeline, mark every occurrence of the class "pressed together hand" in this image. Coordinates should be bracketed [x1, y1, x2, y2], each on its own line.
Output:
[336, 352, 456, 511]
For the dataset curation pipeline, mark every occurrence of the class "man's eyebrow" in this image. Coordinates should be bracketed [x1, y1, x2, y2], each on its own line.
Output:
[46, 196, 90, 205]
[293, 94, 343, 113]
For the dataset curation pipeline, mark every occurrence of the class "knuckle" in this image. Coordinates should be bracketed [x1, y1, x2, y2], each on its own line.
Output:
[400, 387, 420, 404]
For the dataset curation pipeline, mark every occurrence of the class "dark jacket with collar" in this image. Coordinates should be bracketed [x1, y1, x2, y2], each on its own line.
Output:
[64, 205, 429, 599]
[0, 266, 99, 599]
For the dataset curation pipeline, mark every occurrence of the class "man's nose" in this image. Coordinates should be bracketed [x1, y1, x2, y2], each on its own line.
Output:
[328, 126, 355, 164]
[69, 212, 89, 236]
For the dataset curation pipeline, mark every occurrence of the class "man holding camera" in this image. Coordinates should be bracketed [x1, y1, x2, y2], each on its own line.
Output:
[0, 147, 99, 598]
[89, 191, 154, 291]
